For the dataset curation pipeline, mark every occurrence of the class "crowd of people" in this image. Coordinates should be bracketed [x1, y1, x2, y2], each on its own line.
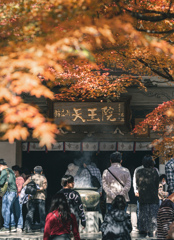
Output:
[0, 160, 47, 234]
[0, 151, 173, 239]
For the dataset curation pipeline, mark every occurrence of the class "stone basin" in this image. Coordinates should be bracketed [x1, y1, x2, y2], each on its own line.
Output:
[74, 187, 100, 210]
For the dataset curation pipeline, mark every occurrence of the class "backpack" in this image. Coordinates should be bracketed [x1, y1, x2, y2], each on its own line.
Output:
[91, 175, 101, 189]
[86, 167, 101, 189]
[25, 178, 37, 196]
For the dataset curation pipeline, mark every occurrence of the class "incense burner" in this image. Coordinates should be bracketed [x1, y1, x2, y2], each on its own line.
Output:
[74, 187, 100, 210]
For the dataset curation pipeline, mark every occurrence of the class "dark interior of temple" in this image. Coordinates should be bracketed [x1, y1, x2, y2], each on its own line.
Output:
[22, 150, 157, 212]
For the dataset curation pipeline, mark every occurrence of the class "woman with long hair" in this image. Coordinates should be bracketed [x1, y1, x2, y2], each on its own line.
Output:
[136, 155, 159, 238]
[43, 193, 80, 240]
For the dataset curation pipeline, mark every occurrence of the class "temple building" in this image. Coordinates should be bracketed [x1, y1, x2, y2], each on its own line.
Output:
[0, 76, 173, 202]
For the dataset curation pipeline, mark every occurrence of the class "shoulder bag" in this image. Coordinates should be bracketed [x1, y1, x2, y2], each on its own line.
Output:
[107, 168, 125, 187]
[86, 167, 101, 189]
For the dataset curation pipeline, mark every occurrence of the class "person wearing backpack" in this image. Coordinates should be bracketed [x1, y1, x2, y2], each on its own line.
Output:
[23, 166, 47, 233]
[0, 159, 17, 233]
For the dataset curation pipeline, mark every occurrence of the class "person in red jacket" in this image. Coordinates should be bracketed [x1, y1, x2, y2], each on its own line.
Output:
[44, 192, 80, 240]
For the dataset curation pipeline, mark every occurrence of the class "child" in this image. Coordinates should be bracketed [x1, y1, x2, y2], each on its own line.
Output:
[158, 174, 169, 206]
[100, 195, 132, 240]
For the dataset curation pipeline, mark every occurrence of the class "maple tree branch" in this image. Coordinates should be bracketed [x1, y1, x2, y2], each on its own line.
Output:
[117, 51, 174, 82]
[137, 58, 174, 81]
[163, 67, 174, 80]
[125, 8, 174, 22]
[135, 27, 174, 34]
[166, 39, 174, 44]
[168, 0, 173, 13]
[160, 32, 173, 39]
[159, 33, 174, 44]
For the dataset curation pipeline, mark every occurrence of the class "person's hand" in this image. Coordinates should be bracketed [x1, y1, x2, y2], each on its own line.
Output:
[100, 192, 102, 197]
[83, 163, 87, 168]
[135, 192, 139, 197]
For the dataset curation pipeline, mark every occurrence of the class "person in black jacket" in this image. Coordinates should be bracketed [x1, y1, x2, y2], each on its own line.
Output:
[59, 175, 86, 229]
[136, 155, 159, 238]
[100, 195, 132, 240]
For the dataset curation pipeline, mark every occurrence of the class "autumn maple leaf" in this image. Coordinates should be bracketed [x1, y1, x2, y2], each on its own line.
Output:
[2, 126, 29, 143]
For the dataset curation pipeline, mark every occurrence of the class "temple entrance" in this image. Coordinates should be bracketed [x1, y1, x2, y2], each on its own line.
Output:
[22, 150, 157, 211]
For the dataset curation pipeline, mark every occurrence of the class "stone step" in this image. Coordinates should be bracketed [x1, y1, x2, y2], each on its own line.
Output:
[0, 231, 43, 239]
[0, 231, 158, 240]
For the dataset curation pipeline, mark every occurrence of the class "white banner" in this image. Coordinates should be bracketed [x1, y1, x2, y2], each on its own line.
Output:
[83, 142, 98, 151]
[51, 142, 64, 151]
[65, 142, 81, 151]
[29, 143, 45, 151]
[22, 141, 152, 152]
[22, 143, 27, 151]
[135, 142, 152, 151]
[118, 142, 134, 151]
[100, 142, 116, 151]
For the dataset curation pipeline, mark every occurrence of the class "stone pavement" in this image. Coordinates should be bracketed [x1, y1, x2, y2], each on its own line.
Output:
[80, 232, 158, 239]
[0, 231, 158, 240]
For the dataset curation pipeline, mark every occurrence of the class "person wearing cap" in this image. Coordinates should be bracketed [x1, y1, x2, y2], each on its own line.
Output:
[23, 165, 47, 233]
[0, 159, 17, 233]
[12, 165, 24, 232]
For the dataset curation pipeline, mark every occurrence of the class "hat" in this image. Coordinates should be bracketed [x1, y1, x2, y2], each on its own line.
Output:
[34, 166, 43, 174]
[0, 159, 7, 166]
